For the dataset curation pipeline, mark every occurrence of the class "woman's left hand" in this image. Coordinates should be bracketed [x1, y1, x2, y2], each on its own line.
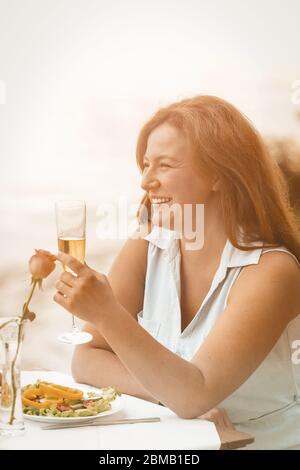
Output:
[199, 407, 234, 429]
[53, 252, 116, 325]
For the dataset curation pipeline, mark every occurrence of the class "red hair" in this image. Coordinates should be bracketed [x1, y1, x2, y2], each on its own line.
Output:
[136, 95, 300, 261]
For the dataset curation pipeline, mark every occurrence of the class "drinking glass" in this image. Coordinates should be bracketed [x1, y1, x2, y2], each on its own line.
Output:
[55, 200, 92, 345]
[0, 317, 27, 437]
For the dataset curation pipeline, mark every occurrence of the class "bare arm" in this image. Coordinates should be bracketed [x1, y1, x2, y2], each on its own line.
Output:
[71, 229, 158, 402]
[88, 251, 300, 417]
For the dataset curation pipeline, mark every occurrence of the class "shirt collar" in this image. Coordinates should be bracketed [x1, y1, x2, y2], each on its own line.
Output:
[144, 226, 263, 269]
[144, 225, 180, 250]
[225, 240, 263, 268]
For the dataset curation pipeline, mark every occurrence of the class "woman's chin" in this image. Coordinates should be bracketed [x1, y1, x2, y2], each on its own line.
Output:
[151, 204, 179, 232]
[151, 214, 178, 232]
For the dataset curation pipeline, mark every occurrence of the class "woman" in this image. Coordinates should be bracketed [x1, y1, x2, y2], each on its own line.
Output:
[54, 96, 300, 449]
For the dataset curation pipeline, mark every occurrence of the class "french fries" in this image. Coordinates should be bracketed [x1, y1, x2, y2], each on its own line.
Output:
[22, 381, 83, 410]
[39, 383, 83, 400]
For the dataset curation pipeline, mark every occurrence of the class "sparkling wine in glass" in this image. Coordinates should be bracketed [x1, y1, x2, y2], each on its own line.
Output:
[55, 200, 92, 345]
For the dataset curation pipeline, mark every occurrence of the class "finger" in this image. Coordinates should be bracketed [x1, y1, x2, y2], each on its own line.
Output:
[60, 271, 77, 287]
[206, 412, 219, 425]
[53, 291, 69, 308]
[214, 408, 230, 428]
[55, 280, 73, 296]
[84, 263, 101, 278]
[220, 409, 235, 429]
[220, 413, 227, 428]
[91, 270, 105, 282]
[199, 409, 221, 426]
[199, 412, 211, 421]
[56, 252, 85, 275]
[216, 410, 227, 428]
[36, 249, 57, 261]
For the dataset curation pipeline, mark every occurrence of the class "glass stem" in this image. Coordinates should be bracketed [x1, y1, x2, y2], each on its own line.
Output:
[71, 315, 77, 330]
[9, 279, 38, 425]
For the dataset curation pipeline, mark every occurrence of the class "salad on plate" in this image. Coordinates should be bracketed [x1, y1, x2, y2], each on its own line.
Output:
[22, 380, 121, 418]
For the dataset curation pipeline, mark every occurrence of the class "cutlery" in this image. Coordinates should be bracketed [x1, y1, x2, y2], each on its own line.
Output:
[41, 417, 161, 430]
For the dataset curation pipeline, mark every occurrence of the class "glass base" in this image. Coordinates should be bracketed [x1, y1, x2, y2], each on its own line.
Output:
[0, 423, 25, 437]
[56, 329, 92, 345]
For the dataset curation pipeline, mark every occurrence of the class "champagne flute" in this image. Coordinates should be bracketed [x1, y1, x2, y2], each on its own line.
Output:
[55, 200, 92, 345]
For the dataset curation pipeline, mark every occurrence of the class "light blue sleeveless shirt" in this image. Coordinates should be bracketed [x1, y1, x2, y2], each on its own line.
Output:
[137, 225, 300, 450]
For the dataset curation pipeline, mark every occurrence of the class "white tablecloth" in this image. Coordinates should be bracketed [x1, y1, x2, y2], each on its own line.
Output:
[0, 371, 220, 450]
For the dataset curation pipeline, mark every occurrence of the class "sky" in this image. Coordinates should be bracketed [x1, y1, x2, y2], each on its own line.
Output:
[0, 0, 300, 263]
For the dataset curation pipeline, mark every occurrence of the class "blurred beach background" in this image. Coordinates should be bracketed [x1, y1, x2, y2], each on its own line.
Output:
[0, 0, 300, 374]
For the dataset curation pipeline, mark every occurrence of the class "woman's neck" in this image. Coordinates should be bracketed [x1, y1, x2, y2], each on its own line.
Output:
[179, 200, 227, 261]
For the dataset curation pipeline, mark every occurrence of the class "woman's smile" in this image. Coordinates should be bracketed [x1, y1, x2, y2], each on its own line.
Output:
[150, 196, 172, 204]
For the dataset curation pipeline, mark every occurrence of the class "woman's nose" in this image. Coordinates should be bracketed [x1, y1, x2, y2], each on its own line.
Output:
[141, 171, 160, 192]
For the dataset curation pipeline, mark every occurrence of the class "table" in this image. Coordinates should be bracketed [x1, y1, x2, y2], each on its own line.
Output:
[0, 371, 254, 450]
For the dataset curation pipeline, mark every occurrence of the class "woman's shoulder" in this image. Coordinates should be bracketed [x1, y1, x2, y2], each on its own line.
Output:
[228, 245, 300, 320]
[114, 223, 151, 267]
[259, 245, 300, 273]
[239, 244, 300, 288]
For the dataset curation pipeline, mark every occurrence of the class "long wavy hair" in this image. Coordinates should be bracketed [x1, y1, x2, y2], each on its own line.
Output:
[136, 95, 300, 261]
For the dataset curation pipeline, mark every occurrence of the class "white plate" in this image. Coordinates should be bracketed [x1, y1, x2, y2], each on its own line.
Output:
[23, 394, 123, 424]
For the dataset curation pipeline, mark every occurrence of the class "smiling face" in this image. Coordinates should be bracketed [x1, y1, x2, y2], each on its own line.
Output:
[141, 123, 218, 231]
